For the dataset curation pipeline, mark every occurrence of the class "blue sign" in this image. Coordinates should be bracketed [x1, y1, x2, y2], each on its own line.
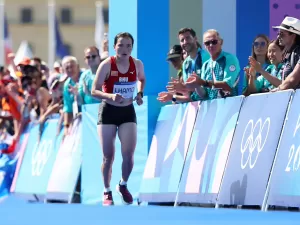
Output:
[81, 97, 160, 205]
[139, 102, 198, 202]
[13, 119, 63, 201]
[218, 91, 292, 206]
[177, 96, 244, 204]
[267, 90, 300, 207]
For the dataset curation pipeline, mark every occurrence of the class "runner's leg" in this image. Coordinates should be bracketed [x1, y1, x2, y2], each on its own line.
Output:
[116, 122, 137, 204]
[118, 122, 137, 181]
[98, 124, 117, 206]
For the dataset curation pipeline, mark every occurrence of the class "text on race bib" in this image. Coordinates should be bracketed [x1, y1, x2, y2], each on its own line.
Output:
[113, 81, 136, 99]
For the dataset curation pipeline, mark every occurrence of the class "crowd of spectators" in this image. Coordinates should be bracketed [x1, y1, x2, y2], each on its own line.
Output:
[0, 16, 299, 154]
[158, 16, 300, 105]
[0, 38, 109, 153]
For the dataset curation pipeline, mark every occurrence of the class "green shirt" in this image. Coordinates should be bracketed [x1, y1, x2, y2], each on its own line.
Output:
[63, 77, 76, 113]
[200, 51, 240, 100]
[255, 64, 283, 92]
[182, 48, 210, 101]
[242, 63, 270, 93]
[78, 69, 101, 104]
[182, 48, 210, 83]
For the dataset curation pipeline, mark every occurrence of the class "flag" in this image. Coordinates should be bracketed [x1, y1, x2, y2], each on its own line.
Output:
[4, 15, 12, 65]
[95, 1, 105, 55]
[48, 2, 69, 69]
[13, 41, 33, 65]
[55, 16, 69, 59]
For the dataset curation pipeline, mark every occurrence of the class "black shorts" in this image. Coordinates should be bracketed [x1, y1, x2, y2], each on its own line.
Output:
[97, 102, 137, 126]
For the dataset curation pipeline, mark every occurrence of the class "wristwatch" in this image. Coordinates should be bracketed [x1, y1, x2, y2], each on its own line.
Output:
[172, 94, 177, 103]
[137, 91, 144, 98]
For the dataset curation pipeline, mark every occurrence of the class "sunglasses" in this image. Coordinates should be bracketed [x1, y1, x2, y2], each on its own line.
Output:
[204, 40, 218, 46]
[253, 41, 266, 48]
[85, 55, 98, 60]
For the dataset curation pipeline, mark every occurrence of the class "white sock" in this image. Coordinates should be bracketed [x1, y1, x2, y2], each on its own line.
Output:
[104, 187, 111, 192]
[120, 179, 127, 185]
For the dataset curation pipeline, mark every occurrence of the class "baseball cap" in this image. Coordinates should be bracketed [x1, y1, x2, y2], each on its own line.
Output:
[167, 45, 182, 61]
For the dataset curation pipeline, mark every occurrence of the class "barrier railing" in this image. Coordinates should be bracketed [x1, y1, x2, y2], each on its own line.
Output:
[139, 90, 300, 210]
[2, 96, 161, 205]
[2, 91, 300, 209]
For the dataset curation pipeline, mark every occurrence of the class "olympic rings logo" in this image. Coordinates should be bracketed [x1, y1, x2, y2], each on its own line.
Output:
[240, 118, 270, 169]
[31, 140, 53, 176]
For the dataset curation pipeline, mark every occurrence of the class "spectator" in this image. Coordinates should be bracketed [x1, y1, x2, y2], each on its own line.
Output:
[272, 17, 300, 91]
[247, 39, 284, 93]
[242, 34, 270, 95]
[158, 28, 210, 103]
[31, 57, 50, 86]
[178, 28, 210, 83]
[36, 87, 52, 119]
[177, 29, 240, 100]
[166, 45, 183, 80]
[61, 56, 81, 137]
[78, 46, 101, 104]
[101, 34, 109, 62]
[250, 34, 270, 75]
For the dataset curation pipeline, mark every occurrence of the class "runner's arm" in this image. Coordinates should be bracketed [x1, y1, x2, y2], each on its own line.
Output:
[136, 59, 145, 94]
[91, 59, 114, 100]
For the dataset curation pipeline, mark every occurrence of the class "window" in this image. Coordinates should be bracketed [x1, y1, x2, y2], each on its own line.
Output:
[20, 8, 33, 24]
[64, 43, 72, 55]
[60, 7, 73, 24]
[103, 8, 109, 24]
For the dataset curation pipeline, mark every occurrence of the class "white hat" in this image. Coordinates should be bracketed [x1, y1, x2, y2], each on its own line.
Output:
[273, 17, 300, 36]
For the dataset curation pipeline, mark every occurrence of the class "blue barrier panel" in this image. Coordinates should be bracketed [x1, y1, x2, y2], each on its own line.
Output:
[267, 90, 300, 207]
[81, 96, 161, 205]
[218, 91, 292, 206]
[12, 119, 63, 201]
[177, 96, 244, 204]
[46, 118, 82, 202]
[139, 102, 198, 202]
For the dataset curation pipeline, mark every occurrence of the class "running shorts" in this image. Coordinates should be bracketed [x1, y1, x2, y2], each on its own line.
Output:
[97, 101, 137, 126]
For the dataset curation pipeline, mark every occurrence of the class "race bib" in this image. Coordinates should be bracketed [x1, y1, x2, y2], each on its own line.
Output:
[113, 81, 136, 99]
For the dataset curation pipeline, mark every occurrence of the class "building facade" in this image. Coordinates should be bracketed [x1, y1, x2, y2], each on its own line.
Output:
[6, 0, 109, 67]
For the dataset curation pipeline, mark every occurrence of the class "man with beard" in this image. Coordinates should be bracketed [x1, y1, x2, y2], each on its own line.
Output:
[79, 46, 102, 104]
[173, 29, 240, 100]
[158, 28, 210, 103]
[271, 17, 300, 91]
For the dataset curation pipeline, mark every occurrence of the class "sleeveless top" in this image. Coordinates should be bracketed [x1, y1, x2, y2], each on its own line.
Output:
[102, 56, 137, 99]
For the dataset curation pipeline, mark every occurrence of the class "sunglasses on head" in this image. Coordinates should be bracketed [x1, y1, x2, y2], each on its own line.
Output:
[204, 40, 218, 46]
[253, 41, 266, 48]
[85, 55, 98, 60]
